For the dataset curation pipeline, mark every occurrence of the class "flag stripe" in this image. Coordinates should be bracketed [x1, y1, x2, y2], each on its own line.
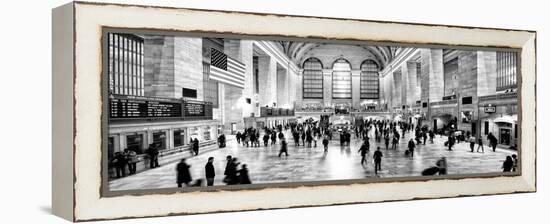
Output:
[210, 66, 245, 83]
[228, 57, 246, 70]
[210, 67, 245, 84]
[210, 74, 245, 88]
[227, 62, 246, 74]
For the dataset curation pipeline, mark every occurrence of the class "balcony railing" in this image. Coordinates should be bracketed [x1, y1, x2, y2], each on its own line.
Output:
[478, 92, 518, 102]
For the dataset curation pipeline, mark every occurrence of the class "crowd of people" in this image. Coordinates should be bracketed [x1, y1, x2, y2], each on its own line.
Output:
[175, 155, 252, 187]
[110, 117, 518, 185]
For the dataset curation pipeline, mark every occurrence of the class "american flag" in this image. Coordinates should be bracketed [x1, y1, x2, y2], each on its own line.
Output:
[209, 48, 246, 89]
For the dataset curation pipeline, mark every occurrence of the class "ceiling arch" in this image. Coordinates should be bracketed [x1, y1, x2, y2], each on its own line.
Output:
[275, 41, 397, 70]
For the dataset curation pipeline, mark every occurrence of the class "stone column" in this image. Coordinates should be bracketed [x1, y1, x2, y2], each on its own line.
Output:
[392, 70, 402, 109]
[322, 69, 333, 106]
[257, 55, 277, 108]
[144, 36, 175, 98]
[276, 65, 289, 107]
[351, 70, 361, 109]
[400, 65, 409, 107]
[294, 69, 303, 108]
[222, 40, 254, 131]
[174, 37, 203, 100]
[405, 62, 419, 106]
[168, 129, 175, 150]
[476, 51, 497, 97]
[420, 48, 444, 103]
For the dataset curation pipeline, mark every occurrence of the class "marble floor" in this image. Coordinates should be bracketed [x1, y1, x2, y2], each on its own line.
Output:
[109, 129, 516, 191]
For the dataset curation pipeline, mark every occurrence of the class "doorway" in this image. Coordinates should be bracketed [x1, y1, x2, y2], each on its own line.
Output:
[500, 128, 511, 145]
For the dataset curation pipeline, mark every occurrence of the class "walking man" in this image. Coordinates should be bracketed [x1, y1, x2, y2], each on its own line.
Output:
[408, 138, 416, 157]
[373, 147, 383, 174]
[469, 135, 476, 152]
[358, 140, 370, 165]
[322, 135, 329, 154]
[279, 137, 289, 157]
[488, 132, 498, 152]
[384, 134, 390, 150]
[205, 157, 215, 186]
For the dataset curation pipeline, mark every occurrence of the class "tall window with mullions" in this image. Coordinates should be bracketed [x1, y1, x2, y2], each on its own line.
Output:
[302, 58, 323, 99]
[496, 51, 518, 91]
[360, 60, 379, 99]
[107, 33, 144, 96]
[332, 59, 352, 99]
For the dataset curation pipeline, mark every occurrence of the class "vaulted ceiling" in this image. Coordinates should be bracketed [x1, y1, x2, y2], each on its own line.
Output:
[275, 41, 399, 69]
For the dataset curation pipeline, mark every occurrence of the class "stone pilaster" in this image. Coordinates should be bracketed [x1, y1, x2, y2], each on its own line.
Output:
[351, 70, 361, 109]
[322, 69, 332, 106]
[420, 48, 444, 103]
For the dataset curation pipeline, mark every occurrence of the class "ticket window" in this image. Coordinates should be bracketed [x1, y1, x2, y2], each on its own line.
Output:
[203, 127, 212, 141]
[126, 134, 144, 154]
[152, 131, 166, 150]
[173, 129, 185, 147]
[189, 127, 199, 144]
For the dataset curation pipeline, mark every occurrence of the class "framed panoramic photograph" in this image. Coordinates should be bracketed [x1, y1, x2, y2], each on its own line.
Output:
[52, 1, 536, 222]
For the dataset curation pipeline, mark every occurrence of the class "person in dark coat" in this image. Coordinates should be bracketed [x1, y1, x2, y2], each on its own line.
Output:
[384, 134, 390, 150]
[193, 138, 200, 156]
[239, 164, 252, 184]
[146, 144, 159, 168]
[358, 141, 370, 165]
[512, 154, 518, 172]
[218, 134, 226, 148]
[271, 132, 277, 145]
[235, 132, 241, 144]
[176, 159, 192, 187]
[111, 152, 127, 178]
[301, 131, 306, 146]
[223, 155, 232, 184]
[228, 158, 240, 185]
[373, 147, 383, 174]
[502, 156, 514, 172]
[488, 132, 498, 152]
[205, 157, 215, 186]
[407, 138, 416, 157]
[322, 135, 329, 154]
[279, 138, 289, 157]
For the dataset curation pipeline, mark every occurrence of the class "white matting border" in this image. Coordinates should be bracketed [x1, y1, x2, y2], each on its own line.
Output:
[71, 2, 536, 221]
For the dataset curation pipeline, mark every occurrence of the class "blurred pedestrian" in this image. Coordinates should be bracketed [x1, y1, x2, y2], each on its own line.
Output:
[176, 159, 192, 187]
[205, 157, 215, 186]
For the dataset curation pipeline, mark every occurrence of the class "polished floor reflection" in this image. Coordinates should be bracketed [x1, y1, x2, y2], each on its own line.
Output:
[109, 129, 515, 191]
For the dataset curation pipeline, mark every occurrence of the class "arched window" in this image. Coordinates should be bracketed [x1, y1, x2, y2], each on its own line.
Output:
[360, 60, 379, 99]
[302, 58, 323, 99]
[332, 59, 352, 99]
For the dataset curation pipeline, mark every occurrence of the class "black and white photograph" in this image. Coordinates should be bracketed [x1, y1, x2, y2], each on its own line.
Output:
[105, 31, 520, 192]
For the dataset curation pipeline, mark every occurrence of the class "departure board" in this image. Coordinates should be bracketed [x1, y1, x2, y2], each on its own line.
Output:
[109, 96, 182, 119]
[184, 101, 206, 117]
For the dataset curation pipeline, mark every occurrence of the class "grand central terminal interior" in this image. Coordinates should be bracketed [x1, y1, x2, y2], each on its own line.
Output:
[106, 32, 519, 190]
